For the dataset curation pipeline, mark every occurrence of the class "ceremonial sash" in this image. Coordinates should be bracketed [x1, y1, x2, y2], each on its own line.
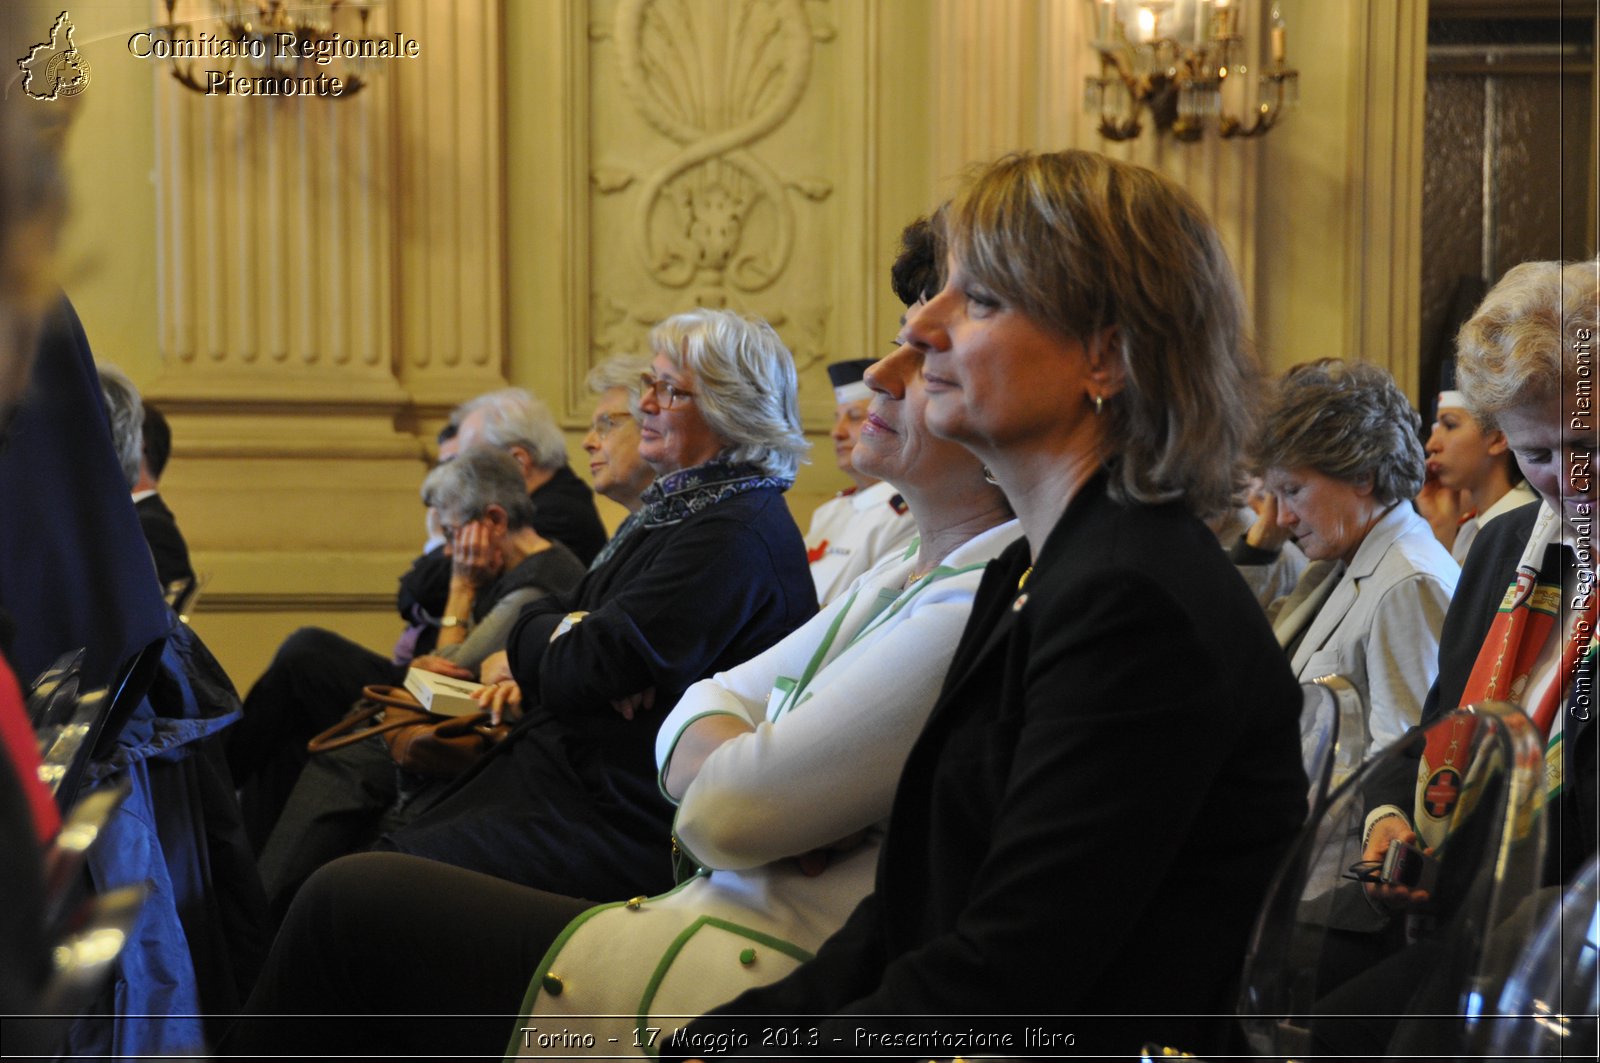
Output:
[1414, 505, 1594, 846]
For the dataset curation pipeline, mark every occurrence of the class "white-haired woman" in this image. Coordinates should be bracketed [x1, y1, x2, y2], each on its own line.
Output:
[578, 353, 657, 572]
[370, 308, 816, 896]
[1240, 360, 1460, 753]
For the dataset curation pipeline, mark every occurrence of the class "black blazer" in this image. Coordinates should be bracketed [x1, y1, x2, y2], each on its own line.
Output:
[134, 493, 195, 590]
[678, 473, 1307, 1058]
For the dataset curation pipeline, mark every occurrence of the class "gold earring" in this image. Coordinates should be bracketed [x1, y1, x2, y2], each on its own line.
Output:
[1092, 393, 1104, 416]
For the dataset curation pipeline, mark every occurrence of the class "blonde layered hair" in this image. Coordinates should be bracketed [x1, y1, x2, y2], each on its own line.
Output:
[1455, 259, 1600, 429]
[940, 150, 1259, 518]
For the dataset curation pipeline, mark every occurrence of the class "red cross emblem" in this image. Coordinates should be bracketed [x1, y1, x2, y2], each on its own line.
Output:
[1424, 768, 1461, 818]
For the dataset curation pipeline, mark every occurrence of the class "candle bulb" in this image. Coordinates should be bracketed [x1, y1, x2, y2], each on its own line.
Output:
[1097, 0, 1115, 44]
[1271, 3, 1286, 64]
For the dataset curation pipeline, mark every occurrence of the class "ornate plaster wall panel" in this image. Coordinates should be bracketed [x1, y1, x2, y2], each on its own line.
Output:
[586, 0, 869, 426]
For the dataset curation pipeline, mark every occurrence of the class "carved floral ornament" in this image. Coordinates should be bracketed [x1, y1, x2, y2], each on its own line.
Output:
[591, 0, 835, 369]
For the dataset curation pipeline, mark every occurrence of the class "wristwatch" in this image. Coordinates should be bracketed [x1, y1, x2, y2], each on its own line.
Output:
[439, 615, 468, 630]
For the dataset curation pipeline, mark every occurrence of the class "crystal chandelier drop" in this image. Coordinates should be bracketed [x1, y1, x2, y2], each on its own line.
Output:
[1083, 0, 1299, 142]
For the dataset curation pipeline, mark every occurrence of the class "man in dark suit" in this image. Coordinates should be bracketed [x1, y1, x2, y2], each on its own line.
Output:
[132, 403, 196, 593]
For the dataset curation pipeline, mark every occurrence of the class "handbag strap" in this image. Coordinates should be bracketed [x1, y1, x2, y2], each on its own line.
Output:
[307, 684, 428, 754]
[360, 684, 424, 709]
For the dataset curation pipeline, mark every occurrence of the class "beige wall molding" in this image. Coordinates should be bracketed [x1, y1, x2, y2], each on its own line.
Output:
[929, 0, 1262, 313]
[1255, 0, 1429, 389]
[199, 592, 396, 613]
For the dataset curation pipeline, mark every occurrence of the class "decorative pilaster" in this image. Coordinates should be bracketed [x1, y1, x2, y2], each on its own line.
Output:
[1343, 0, 1428, 391]
[391, 0, 509, 407]
[147, 0, 510, 419]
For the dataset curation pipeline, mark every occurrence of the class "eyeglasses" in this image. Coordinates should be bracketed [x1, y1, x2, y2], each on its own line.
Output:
[640, 372, 695, 410]
[589, 411, 634, 438]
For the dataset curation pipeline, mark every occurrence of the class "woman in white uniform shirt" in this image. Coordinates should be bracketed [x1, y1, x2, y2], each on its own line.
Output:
[1417, 387, 1537, 563]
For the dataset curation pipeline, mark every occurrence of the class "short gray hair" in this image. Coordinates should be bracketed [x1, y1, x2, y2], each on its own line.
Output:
[1456, 259, 1600, 430]
[453, 388, 567, 470]
[420, 446, 537, 531]
[96, 362, 143, 490]
[648, 309, 808, 479]
[1253, 359, 1425, 505]
[586, 352, 650, 397]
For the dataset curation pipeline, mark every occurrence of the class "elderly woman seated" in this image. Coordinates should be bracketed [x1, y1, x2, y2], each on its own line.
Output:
[1366, 257, 1597, 878]
[257, 446, 587, 913]
[1235, 360, 1459, 753]
[370, 307, 816, 896]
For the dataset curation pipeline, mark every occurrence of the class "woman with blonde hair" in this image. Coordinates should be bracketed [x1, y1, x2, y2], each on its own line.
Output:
[672, 150, 1308, 1058]
[1364, 258, 1597, 880]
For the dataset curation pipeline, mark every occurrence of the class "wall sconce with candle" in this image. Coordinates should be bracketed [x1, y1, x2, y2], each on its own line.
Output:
[150, 0, 380, 99]
[1083, 0, 1299, 142]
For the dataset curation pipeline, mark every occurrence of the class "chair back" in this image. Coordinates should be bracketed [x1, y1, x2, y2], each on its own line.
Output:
[1314, 673, 1367, 793]
[1238, 701, 1547, 1061]
[1298, 677, 1345, 815]
[29, 650, 100, 805]
[1477, 852, 1599, 1060]
[30, 638, 165, 811]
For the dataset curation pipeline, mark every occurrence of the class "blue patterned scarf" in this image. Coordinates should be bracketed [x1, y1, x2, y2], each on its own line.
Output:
[637, 460, 791, 529]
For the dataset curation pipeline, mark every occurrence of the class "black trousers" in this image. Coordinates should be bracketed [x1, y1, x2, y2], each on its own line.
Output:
[224, 851, 593, 1060]
[228, 627, 403, 851]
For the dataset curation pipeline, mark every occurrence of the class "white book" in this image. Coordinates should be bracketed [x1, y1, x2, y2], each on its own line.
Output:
[404, 668, 486, 717]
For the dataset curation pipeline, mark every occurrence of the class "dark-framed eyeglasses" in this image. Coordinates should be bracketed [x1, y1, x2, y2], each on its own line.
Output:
[640, 372, 695, 410]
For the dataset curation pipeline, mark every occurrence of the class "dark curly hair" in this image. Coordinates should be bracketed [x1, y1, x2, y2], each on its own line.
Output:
[890, 216, 942, 307]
